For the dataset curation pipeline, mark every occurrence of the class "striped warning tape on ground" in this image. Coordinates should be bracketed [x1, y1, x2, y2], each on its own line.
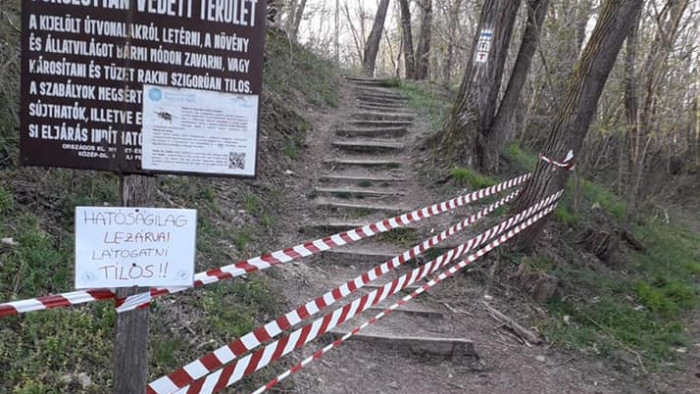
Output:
[148, 191, 561, 394]
[252, 202, 560, 394]
[146, 190, 520, 393]
[0, 174, 529, 318]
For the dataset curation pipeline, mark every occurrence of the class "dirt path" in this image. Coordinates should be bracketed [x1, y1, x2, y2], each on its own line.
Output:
[271, 78, 660, 394]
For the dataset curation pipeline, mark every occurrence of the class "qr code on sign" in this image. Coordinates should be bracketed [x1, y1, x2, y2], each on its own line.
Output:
[229, 152, 246, 170]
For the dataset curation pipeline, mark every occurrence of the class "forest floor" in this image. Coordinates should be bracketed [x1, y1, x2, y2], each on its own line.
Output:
[269, 77, 700, 394]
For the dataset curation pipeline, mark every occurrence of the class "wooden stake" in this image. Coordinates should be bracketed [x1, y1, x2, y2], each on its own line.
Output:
[113, 174, 156, 394]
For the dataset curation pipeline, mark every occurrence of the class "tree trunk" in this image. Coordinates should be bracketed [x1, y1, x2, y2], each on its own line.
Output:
[625, 0, 688, 221]
[513, 0, 644, 248]
[398, 0, 415, 79]
[363, 0, 391, 77]
[290, 0, 308, 40]
[414, 0, 433, 80]
[441, 0, 522, 168]
[484, 0, 550, 173]
[442, 0, 463, 83]
[696, 74, 700, 167]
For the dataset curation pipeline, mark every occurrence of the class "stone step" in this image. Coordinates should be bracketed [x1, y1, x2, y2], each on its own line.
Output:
[323, 158, 403, 169]
[352, 112, 415, 122]
[345, 120, 413, 128]
[327, 331, 475, 364]
[314, 186, 405, 199]
[331, 139, 405, 153]
[314, 199, 408, 215]
[366, 305, 445, 320]
[318, 174, 408, 186]
[335, 127, 408, 139]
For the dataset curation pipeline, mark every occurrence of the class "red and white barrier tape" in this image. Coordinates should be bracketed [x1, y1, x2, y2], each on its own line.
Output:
[116, 174, 530, 313]
[0, 174, 529, 318]
[538, 149, 575, 171]
[148, 191, 561, 394]
[252, 203, 559, 394]
[146, 190, 520, 393]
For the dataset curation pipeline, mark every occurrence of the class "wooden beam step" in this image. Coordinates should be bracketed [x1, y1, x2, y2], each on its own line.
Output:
[359, 105, 409, 113]
[314, 186, 405, 199]
[335, 127, 408, 139]
[323, 158, 403, 169]
[366, 305, 445, 319]
[318, 175, 408, 185]
[358, 96, 408, 105]
[345, 77, 397, 87]
[319, 247, 403, 265]
[345, 120, 413, 128]
[331, 140, 405, 153]
[327, 331, 475, 363]
[314, 199, 408, 214]
[300, 221, 371, 233]
[355, 91, 406, 100]
[352, 112, 415, 122]
[364, 282, 423, 292]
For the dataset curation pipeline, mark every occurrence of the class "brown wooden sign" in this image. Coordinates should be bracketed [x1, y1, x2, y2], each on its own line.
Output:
[20, 0, 266, 175]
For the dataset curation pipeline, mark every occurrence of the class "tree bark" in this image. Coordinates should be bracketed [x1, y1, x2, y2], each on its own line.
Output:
[414, 0, 433, 80]
[442, 0, 463, 83]
[113, 175, 156, 394]
[290, 0, 308, 40]
[441, 0, 522, 168]
[484, 0, 550, 173]
[398, 0, 415, 79]
[513, 0, 644, 248]
[625, 0, 688, 221]
[363, 0, 391, 77]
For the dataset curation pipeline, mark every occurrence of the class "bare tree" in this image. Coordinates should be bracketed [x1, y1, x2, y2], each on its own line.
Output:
[363, 0, 392, 76]
[442, 0, 463, 82]
[484, 0, 550, 173]
[441, 0, 522, 169]
[414, 0, 433, 80]
[514, 0, 645, 247]
[398, 0, 415, 79]
[290, 0, 309, 40]
[624, 0, 690, 220]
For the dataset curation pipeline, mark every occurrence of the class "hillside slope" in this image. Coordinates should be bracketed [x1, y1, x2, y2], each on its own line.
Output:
[0, 21, 340, 392]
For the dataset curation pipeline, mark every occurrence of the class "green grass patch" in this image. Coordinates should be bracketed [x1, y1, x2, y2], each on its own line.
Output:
[450, 167, 496, 189]
[264, 30, 340, 108]
[378, 228, 418, 248]
[357, 180, 372, 188]
[504, 142, 538, 171]
[398, 81, 453, 130]
[540, 207, 700, 368]
[377, 78, 401, 88]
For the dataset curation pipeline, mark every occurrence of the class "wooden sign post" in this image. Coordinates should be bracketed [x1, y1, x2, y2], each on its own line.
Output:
[19, 0, 268, 391]
[114, 175, 155, 393]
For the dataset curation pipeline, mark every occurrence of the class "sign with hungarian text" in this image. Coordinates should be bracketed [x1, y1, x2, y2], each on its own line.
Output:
[74, 206, 197, 289]
[20, 0, 266, 175]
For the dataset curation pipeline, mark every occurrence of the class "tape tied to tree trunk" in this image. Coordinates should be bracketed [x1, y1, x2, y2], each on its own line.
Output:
[538, 150, 575, 171]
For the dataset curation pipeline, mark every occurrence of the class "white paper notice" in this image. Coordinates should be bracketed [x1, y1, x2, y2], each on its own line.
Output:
[141, 85, 259, 176]
[74, 207, 197, 289]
